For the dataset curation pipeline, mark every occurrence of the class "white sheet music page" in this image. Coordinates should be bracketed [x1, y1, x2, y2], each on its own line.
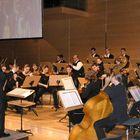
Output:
[58, 90, 83, 110]
[129, 86, 140, 102]
[7, 88, 34, 98]
[61, 77, 76, 90]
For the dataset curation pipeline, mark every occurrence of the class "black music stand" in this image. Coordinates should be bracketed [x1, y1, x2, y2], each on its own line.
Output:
[129, 101, 140, 117]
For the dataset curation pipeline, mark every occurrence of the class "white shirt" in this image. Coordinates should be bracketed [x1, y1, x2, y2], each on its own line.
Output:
[72, 61, 83, 71]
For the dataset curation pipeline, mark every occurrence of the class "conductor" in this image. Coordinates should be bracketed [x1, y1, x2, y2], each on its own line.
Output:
[0, 64, 17, 138]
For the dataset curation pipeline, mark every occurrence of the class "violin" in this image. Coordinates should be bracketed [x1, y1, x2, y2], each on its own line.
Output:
[69, 91, 113, 140]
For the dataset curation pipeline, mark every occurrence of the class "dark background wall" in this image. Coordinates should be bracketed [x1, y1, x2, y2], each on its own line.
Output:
[0, 0, 140, 65]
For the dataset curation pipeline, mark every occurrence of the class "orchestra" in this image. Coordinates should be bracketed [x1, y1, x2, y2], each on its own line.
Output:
[0, 47, 140, 139]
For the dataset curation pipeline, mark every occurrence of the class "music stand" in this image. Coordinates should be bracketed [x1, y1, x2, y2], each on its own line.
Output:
[58, 77, 83, 132]
[7, 88, 36, 134]
[21, 75, 41, 88]
[128, 86, 140, 117]
[49, 75, 68, 86]
[53, 63, 68, 74]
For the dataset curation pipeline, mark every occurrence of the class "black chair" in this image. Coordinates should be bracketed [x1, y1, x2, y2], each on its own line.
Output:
[121, 118, 140, 139]
[101, 135, 122, 140]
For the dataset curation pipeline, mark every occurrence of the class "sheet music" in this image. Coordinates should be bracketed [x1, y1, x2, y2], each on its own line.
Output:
[58, 90, 83, 110]
[7, 88, 34, 98]
[61, 77, 76, 90]
[129, 86, 140, 102]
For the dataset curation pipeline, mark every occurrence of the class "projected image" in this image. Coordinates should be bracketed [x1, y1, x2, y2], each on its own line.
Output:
[0, 0, 42, 39]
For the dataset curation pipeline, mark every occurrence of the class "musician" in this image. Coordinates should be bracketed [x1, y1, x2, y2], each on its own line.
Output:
[68, 71, 102, 125]
[90, 48, 100, 58]
[0, 65, 17, 138]
[66, 65, 79, 89]
[94, 74, 129, 139]
[80, 71, 102, 103]
[56, 54, 66, 63]
[120, 48, 130, 68]
[18, 64, 31, 86]
[91, 62, 105, 78]
[96, 57, 105, 73]
[70, 55, 85, 78]
[31, 63, 40, 76]
[104, 48, 114, 59]
[34, 65, 59, 110]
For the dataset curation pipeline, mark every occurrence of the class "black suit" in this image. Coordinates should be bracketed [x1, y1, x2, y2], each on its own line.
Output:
[94, 83, 129, 139]
[0, 70, 13, 135]
[104, 53, 114, 59]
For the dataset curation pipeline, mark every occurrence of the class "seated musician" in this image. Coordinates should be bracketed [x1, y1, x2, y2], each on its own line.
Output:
[56, 54, 66, 63]
[68, 71, 102, 125]
[104, 48, 114, 59]
[34, 65, 59, 110]
[31, 63, 40, 76]
[120, 48, 130, 68]
[70, 55, 85, 78]
[96, 57, 105, 73]
[94, 74, 129, 139]
[91, 62, 105, 78]
[66, 65, 79, 89]
[18, 64, 31, 86]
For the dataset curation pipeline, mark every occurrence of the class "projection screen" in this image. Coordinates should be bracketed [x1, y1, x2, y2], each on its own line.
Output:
[0, 0, 42, 39]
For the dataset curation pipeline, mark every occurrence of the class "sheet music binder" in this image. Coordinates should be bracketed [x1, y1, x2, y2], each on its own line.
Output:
[58, 77, 83, 111]
[7, 88, 34, 99]
[128, 86, 140, 102]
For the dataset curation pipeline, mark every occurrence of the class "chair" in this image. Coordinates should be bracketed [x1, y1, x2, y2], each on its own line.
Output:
[121, 118, 140, 140]
[101, 135, 122, 140]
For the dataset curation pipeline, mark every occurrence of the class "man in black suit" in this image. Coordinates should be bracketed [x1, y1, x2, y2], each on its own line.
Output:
[104, 48, 114, 59]
[0, 65, 16, 138]
[94, 74, 129, 139]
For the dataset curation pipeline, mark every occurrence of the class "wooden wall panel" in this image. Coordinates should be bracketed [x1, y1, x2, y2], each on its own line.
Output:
[0, 0, 140, 65]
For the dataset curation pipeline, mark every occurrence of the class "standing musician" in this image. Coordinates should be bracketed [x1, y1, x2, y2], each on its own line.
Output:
[34, 65, 59, 110]
[94, 74, 129, 139]
[70, 55, 85, 78]
[0, 64, 17, 138]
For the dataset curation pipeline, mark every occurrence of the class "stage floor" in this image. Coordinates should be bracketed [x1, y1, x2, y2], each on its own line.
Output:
[5, 104, 140, 140]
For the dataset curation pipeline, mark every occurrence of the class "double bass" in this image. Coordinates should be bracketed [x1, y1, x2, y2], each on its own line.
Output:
[69, 91, 113, 140]
[69, 56, 128, 140]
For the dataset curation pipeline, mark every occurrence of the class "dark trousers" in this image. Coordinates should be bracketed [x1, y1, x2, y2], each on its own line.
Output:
[34, 87, 59, 108]
[0, 97, 6, 135]
[94, 117, 116, 139]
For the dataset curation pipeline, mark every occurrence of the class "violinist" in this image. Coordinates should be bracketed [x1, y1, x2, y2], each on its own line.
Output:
[94, 74, 129, 139]
[68, 71, 102, 125]
[18, 64, 31, 86]
[80, 71, 102, 103]
[34, 65, 59, 110]
[66, 65, 79, 89]
[31, 63, 40, 76]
